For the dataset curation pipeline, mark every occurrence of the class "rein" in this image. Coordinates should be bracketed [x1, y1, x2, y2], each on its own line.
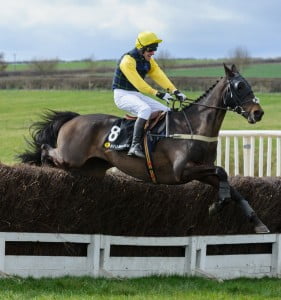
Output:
[167, 74, 259, 142]
[180, 97, 230, 111]
[178, 77, 259, 114]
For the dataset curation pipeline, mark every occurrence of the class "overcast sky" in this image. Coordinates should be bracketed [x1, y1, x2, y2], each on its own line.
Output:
[1, 0, 280, 62]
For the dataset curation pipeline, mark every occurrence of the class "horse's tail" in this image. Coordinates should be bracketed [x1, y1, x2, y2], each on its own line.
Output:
[17, 110, 80, 165]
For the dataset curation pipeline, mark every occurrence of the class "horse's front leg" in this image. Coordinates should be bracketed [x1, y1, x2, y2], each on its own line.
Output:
[230, 186, 270, 234]
[179, 165, 232, 213]
[181, 165, 270, 234]
[200, 166, 270, 234]
[208, 166, 232, 214]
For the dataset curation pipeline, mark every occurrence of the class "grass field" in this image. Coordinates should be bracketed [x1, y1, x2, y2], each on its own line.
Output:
[0, 275, 281, 300]
[6, 60, 281, 78]
[166, 63, 281, 78]
[0, 90, 280, 165]
[7, 60, 118, 72]
[7, 58, 225, 72]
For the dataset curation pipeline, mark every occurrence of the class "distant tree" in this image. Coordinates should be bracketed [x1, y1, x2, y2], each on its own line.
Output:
[156, 49, 175, 71]
[30, 58, 59, 74]
[228, 46, 252, 72]
[0, 52, 8, 72]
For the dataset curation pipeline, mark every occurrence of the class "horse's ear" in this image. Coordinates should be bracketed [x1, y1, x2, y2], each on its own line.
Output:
[231, 64, 239, 73]
[223, 63, 235, 78]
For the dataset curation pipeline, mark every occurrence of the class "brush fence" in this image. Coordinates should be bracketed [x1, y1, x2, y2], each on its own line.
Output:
[0, 232, 280, 279]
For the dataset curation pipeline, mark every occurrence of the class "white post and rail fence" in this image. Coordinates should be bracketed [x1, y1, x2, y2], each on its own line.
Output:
[0, 232, 280, 280]
[217, 130, 281, 177]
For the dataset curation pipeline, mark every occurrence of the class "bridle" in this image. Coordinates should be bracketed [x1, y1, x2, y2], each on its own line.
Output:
[172, 73, 260, 136]
[178, 73, 260, 115]
[222, 74, 260, 115]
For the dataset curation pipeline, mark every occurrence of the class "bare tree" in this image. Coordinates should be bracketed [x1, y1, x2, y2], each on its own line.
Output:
[30, 58, 59, 74]
[228, 46, 252, 72]
[0, 52, 8, 72]
[155, 49, 175, 71]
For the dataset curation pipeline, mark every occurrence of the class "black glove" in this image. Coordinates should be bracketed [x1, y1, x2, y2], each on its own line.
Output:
[174, 90, 187, 102]
[156, 91, 173, 103]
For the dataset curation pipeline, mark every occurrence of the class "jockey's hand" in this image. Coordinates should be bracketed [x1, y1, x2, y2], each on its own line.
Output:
[156, 91, 173, 103]
[173, 90, 187, 102]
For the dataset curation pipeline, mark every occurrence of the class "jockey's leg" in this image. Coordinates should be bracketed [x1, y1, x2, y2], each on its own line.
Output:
[114, 89, 169, 158]
[139, 93, 170, 114]
[128, 117, 146, 158]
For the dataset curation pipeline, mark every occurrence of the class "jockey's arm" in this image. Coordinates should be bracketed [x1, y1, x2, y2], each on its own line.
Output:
[119, 55, 158, 96]
[148, 58, 177, 93]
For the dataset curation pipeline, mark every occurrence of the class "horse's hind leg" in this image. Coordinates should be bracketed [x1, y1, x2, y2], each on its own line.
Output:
[41, 144, 111, 178]
[41, 144, 64, 167]
[70, 157, 112, 178]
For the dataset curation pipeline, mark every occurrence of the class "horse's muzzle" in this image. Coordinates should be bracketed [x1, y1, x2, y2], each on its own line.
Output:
[247, 109, 264, 124]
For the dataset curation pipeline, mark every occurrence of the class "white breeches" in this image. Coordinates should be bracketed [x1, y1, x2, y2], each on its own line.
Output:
[114, 89, 170, 120]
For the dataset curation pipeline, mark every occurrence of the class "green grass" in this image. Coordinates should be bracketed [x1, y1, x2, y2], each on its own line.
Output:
[0, 90, 280, 165]
[5, 59, 222, 72]
[6, 60, 118, 72]
[166, 63, 281, 78]
[0, 90, 120, 165]
[6, 60, 281, 78]
[0, 275, 281, 299]
[167, 66, 225, 77]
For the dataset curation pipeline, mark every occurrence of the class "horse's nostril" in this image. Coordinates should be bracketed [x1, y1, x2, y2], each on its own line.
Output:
[254, 110, 264, 120]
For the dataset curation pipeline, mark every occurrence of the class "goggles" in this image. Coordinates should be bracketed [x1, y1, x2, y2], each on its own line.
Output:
[144, 43, 158, 52]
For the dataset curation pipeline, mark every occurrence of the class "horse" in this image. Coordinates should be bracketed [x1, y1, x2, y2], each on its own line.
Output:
[18, 64, 270, 234]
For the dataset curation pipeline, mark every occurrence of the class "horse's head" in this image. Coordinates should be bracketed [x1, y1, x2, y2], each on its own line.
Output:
[223, 64, 264, 124]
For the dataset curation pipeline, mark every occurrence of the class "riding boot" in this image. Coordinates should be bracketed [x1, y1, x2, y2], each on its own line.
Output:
[128, 117, 146, 158]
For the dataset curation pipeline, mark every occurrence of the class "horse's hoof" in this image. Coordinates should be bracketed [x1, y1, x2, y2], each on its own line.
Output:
[255, 224, 270, 234]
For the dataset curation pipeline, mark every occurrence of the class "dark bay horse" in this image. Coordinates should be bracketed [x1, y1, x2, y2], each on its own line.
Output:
[19, 64, 269, 234]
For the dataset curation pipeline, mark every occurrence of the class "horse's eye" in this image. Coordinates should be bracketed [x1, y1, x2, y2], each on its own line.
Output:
[235, 81, 245, 91]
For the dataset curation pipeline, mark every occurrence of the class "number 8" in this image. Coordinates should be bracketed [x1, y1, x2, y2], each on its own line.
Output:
[108, 125, 121, 142]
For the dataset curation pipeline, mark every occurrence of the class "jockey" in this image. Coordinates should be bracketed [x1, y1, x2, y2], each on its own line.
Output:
[112, 31, 187, 158]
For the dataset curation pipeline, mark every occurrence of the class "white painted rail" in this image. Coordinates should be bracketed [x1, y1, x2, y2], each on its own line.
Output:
[217, 130, 281, 177]
[0, 232, 280, 280]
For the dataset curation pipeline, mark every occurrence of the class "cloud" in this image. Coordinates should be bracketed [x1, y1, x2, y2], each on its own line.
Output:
[0, 0, 167, 35]
[0, 0, 280, 60]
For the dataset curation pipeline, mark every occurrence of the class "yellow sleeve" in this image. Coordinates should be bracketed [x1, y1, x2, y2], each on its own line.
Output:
[148, 58, 177, 93]
[119, 55, 158, 96]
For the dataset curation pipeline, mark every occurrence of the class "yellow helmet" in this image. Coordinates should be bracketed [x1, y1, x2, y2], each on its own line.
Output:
[135, 31, 163, 49]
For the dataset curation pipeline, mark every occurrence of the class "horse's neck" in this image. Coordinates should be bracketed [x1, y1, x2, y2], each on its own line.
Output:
[183, 78, 227, 137]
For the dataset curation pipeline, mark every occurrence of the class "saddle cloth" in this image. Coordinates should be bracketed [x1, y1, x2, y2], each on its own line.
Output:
[103, 113, 166, 151]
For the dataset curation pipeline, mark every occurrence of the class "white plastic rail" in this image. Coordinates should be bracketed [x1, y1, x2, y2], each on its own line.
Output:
[217, 130, 281, 177]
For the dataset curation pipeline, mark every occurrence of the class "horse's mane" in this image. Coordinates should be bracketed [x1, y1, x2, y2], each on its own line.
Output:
[183, 77, 223, 109]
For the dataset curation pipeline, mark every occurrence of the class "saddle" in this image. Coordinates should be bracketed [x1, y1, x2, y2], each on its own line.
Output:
[103, 112, 166, 151]
[103, 112, 166, 184]
[125, 111, 166, 131]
